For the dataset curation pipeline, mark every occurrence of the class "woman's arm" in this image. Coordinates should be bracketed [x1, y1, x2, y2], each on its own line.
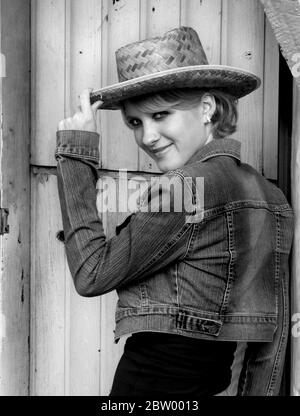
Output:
[56, 90, 196, 296]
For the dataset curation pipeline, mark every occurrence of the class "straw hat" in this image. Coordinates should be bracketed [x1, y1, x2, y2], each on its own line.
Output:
[90, 26, 261, 110]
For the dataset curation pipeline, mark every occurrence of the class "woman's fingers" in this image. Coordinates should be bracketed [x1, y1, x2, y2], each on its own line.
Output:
[80, 89, 93, 117]
[57, 89, 102, 132]
[58, 120, 65, 130]
[58, 117, 73, 130]
[92, 100, 103, 114]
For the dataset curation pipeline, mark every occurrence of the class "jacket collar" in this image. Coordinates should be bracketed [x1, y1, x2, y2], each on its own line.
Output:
[186, 138, 241, 165]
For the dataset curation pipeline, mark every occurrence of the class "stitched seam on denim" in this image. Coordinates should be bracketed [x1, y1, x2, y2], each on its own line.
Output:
[184, 223, 197, 258]
[275, 213, 280, 316]
[185, 139, 241, 166]
[220, 211, 235, 315]
[56, 146, 98, 153]
[202, 203, 291, 220]
[223, 313, 277, 318]
[139, 283, 149, 307]
[55, 151, 99, 161]
[117, 310, 223, 325]
[116, 305, 223, 318]
[168, 173, 291, 219]
[56, 130, 99, 146]
[175, 263, 180, 308]
[172, 170, 200, 218]
[176, 171, 206, 228]
[129, 222, 192, 280]
[266, 277, 289, 395]
[200, 153, 240, 163]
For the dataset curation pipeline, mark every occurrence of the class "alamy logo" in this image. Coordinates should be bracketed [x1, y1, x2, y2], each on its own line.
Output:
[96, 170, 204, 224]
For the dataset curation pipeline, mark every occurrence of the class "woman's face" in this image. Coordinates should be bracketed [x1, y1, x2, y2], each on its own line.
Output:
[124, 99, 212, 172]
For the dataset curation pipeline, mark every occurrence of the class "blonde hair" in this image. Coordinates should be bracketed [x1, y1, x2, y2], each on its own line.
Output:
[122, 88, 238, 139]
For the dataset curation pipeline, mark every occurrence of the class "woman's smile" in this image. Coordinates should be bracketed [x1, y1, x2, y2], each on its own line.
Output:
[124, 101, 209, 172]
[152, 143, 173, 157]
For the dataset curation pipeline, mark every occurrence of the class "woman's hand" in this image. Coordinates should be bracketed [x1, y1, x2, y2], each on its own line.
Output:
[57, 89, 102, 132]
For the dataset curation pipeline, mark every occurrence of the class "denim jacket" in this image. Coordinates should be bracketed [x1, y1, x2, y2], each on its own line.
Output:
[55, 131, 293, 395]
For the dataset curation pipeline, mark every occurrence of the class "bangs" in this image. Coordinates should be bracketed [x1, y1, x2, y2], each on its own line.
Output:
[124, 93, 180, 113]
[124, 89, 206, 113]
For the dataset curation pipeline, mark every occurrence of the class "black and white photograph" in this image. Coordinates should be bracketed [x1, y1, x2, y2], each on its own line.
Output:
[0, 0, 299, 403]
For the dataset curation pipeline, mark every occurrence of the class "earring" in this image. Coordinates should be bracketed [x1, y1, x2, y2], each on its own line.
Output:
[205, 115, 211, 124]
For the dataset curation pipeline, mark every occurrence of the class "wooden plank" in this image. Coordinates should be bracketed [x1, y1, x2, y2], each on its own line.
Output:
[64, 0, 102, 396]
[31, 0, 66, 166]
[100, 0, 140, 171]
[67, 268, 101, 396]
[30, 173, 66, 395]
[180, 0, 222, 65]
[139, 0, 181, 173]
[291, 80, 300, 396]
[66, 0, 102, 114]
[221, 0, 265, 172]
[263, 16, 279, 180]
[140, 0, 181, 37]
[0, 0, 30, 396]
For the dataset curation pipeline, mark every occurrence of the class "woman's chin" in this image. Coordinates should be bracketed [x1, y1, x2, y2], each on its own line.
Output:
[156, 158, 183, 172]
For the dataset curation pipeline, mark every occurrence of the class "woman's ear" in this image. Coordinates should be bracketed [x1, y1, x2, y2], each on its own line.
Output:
[199, 94, 216, 124]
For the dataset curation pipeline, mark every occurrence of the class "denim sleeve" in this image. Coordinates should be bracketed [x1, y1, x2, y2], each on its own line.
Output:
[55, 130, 195, 296]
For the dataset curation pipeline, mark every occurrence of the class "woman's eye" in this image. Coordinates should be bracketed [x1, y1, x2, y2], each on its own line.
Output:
[153, 111, 169, 120]
[128, 118, 141, 128]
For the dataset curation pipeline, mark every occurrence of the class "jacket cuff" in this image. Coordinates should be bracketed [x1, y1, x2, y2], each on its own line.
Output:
[55, 130, 100, 162]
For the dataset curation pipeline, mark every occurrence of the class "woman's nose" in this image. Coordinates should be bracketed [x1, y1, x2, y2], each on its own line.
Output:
[142, 122, 160, 147]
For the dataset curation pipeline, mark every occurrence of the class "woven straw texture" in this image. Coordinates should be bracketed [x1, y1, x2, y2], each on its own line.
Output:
[116, 27, 208, 82]
[91, 27, 261, 110]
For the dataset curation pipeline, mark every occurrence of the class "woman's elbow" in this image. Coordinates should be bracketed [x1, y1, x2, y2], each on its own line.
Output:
[73, 273, 104, 297]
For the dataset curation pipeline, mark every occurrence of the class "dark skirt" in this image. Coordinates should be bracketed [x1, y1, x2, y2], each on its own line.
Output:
[110, 332, 237, 396]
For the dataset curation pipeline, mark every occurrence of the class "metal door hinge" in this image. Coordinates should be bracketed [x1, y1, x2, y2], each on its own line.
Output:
[0, 208, 9, 235]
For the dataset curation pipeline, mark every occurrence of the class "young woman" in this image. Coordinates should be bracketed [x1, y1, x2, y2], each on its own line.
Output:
[56, 27, 293, 396]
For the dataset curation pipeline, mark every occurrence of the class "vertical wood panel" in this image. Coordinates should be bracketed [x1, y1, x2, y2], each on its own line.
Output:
[180, 0, 222, 65]
[30, 173, 65, 395]
[100, 0, 140, 171]
[140, 0, 181, 37]
[31, 170, 102, 396]
[221, 0, 265, 171]
[263, 16, 279, 180]
[31, 0, 66, 166]
[0, 0, 31, 396]
[67, 272, 101, 396]
[65, 0, 102, 396]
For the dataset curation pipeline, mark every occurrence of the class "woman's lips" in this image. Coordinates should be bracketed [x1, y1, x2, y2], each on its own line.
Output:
[152, 144, 173, 156]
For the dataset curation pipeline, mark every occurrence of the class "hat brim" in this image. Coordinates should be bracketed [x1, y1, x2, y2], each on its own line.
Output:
[90, 65, 261, 110]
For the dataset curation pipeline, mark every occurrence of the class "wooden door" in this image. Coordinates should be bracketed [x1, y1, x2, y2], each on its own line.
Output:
[30, 0, 280, 395]
[0, 0, 30, 396]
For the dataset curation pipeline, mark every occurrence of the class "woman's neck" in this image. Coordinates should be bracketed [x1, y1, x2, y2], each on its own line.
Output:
[205, 133, 214, 146]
